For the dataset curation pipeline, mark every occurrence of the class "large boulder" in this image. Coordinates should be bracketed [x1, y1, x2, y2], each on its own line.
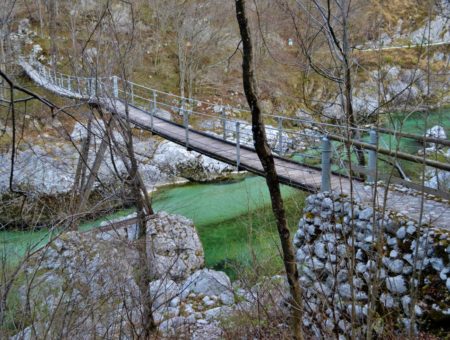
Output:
[152, 141, 233, 182]
[424, 167, 450, 191]
[181, 269, 234, 305]
[146, 212, 204, 281]
[426, 125, 447, 147]
[16, 228, 141, 339]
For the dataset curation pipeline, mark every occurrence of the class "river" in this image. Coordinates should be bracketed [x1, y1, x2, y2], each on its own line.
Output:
[2, 107, 448, 272]
[1, 176, 305, 276]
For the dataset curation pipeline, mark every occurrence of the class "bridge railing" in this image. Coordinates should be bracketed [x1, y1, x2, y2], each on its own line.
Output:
[23, 59, 450, 198]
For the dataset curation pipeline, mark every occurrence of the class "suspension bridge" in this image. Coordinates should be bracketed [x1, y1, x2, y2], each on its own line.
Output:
[18, 58, 449, 229]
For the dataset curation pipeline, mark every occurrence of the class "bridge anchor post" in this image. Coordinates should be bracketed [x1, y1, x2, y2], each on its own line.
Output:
[236, 122, 241, 170]
[321, 136, 331, 192]
[149, 99, 154, 130]
[367, 128, 378, 184]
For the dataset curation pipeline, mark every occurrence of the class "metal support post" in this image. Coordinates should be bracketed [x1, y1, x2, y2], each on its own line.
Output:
[149, 99, 154, 130]
[278, 117, 284, 155]
[87, 78, 91, 96]
[368, 128, 378, 183]
[184, 109, 189, 149]
[222, 107, 227, 140]
[76, 78, 81, 95]
[130, 82, 134, 105]
[113, 76, 118, 98]
[180, 98, 185, 117]
[321, 136, 331, 192]
[92, 78, 97, 97]
[152, 90, 157, 114]
[67, 76, 71, 91]
[236, 122, 241, 169]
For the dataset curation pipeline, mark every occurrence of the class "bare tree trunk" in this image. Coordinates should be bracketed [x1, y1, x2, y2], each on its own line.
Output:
[107, 112, 156, 338]
[235, 1, 303, 339]
[69, 116, 92, 219]
[37, 0, 44, 35]
[76, 130, 109, 214]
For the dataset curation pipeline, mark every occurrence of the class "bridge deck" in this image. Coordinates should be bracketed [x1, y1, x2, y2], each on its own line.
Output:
[105, 99, 449, 229]
[21, 61, 449, 229]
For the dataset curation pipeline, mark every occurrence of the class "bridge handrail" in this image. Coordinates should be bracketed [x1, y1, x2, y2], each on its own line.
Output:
[25, 57, 448, 146]
[20, 58, 450, 199]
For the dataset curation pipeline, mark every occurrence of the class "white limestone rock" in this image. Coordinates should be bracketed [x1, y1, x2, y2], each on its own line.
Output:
[386, 275, 407, 295]
[152, 141, 233, 182]
[204, 306, 234, 321]
[380, 293, 396, 308]
[396, 227, 406, 240]
[181, 269, 233, 304]
[149, 278, 180, 311]
[146, 212, 204, 281]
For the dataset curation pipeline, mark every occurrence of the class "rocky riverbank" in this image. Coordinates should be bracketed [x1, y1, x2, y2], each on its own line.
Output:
[0, 119, 238, 228]
[9, 212, 288, 339]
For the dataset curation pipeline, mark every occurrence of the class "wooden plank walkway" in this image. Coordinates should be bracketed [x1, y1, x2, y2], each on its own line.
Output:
[20, 61, 450, 229]
[104, 99, 449, 229]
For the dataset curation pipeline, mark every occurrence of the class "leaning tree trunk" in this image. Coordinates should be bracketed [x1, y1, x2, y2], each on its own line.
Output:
[108, 107, 156, 338]
[235, 1, 303, 339]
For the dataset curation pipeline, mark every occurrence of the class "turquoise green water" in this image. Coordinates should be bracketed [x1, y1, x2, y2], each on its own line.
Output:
[1, 176, 303, 270]
[3, 108, 447, 267]
[152, 176, 298, 225]
[380, 107, 450, 154]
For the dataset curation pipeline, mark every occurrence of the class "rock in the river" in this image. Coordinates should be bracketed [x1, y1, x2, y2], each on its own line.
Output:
[424, 167, 450, 191]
